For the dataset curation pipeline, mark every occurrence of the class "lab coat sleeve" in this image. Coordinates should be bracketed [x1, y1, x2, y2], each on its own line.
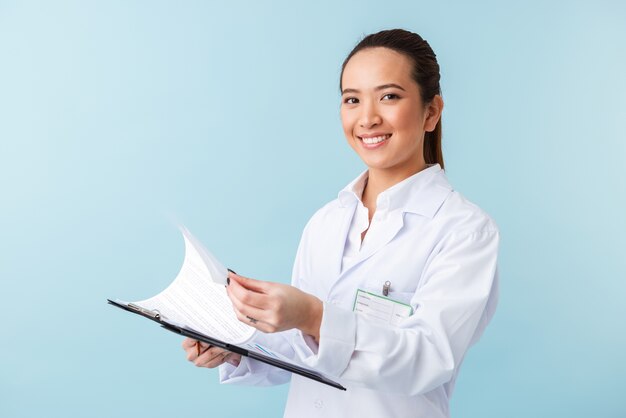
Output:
[297, 226, 500, 396]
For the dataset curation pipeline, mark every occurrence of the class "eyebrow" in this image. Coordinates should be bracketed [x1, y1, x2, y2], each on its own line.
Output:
[341, 83, 406, 95]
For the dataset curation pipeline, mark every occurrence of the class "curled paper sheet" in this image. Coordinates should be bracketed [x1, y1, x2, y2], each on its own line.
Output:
[178, 226, 229, 286]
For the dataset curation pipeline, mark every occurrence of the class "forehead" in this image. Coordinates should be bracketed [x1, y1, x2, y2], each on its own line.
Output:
[342, 47, 414, 89]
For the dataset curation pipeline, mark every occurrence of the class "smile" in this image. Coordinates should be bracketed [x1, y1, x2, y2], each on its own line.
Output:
[358, 134, 392, 147]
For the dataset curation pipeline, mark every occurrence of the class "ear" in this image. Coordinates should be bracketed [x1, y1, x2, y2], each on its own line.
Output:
[424, 95, 444, 132]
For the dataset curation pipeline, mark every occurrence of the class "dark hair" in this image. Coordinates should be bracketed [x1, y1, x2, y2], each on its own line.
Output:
[340, 29, 444, 168]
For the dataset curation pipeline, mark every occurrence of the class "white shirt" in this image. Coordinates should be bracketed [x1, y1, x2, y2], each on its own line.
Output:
[220, 164, 500, 418]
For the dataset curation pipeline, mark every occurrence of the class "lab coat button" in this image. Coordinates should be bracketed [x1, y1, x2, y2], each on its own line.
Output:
[314, 399, 323, 409]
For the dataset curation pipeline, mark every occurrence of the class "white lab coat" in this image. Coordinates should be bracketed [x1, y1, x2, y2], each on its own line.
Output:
[220, 164, 500, 418]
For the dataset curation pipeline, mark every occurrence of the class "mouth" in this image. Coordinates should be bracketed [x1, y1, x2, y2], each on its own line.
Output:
[357, 133, 392, 148]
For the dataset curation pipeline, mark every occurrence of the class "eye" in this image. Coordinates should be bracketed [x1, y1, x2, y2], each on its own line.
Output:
[343, 97, 359, 104]
[381, 93, 400, 101]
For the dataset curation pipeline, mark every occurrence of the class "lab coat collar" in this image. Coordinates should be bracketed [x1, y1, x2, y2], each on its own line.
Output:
[337, 164, 451, 218]
[337, 171, 368, 207]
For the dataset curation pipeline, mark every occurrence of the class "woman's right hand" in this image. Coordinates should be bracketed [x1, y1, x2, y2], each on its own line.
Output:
[182, 338, 241, 368]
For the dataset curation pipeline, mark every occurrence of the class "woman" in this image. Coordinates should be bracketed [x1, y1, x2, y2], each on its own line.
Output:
[182, 29, 499, 418]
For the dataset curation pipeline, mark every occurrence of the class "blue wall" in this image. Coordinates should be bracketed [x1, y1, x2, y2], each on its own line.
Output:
[1, 1, 624, 417]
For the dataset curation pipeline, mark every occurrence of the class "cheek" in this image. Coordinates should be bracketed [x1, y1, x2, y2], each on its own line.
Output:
[340, 109, 354, 138]
[400, 107, 413, 127]
[391, 105, 423, 132]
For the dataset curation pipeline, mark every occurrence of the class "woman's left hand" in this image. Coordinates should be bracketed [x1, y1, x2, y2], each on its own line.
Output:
[226, 271, 323, 341]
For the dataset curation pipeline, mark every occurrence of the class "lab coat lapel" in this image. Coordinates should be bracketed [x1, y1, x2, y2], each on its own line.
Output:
[339, 212, 405, 278]
[324, 203, 357, 281]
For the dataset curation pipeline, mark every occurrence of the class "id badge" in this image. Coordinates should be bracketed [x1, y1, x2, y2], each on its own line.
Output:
[353, 289, 414, 327]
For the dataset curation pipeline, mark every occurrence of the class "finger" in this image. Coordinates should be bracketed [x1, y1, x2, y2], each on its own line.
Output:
[206, 351, 232, 368]
[227, 277, 269, 310]
[230, 302, 278, 333]
[186, 346, 198, 362]
[182, 338, 198, 349]
[194, 346, 226, 367]
[227, 293, 267, 323]
[197, 348, 231, 368]
[227, 284, 268, 316]
[229, 272, 270, 293]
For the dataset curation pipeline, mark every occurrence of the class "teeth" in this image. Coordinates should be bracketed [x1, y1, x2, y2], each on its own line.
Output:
[361, 134, 390, 144]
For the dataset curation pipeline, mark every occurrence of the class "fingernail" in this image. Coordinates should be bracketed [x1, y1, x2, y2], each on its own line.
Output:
[233, 359, 240, 366]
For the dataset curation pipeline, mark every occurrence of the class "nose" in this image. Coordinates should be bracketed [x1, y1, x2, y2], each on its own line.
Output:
[358, 101, 382, 129]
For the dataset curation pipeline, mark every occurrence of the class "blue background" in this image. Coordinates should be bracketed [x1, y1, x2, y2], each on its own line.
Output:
[1, 1, 625, 417]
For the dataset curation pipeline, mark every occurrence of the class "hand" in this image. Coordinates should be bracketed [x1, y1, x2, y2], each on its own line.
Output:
[226, 271, 323, 341]
[181, 338, 241, 368]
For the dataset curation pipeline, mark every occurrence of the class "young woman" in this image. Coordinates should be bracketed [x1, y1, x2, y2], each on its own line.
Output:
[182, 29, 499, 418]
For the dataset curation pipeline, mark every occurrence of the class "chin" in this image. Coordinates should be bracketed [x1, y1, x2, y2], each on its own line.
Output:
[360, 158, 395, 171]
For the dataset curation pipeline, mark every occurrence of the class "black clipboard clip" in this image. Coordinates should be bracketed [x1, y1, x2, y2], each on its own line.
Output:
[127, 303, 162, 320]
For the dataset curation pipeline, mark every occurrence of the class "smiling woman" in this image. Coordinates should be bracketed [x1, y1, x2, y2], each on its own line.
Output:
[182, 29, 499, 418]
[340, 30, 444, 169]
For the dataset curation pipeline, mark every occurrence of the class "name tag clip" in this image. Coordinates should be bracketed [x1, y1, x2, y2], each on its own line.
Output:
[382, 280, 391, 296]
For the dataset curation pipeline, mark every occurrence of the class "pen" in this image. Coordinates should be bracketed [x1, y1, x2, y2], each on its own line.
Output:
[196, 341, 201, 357]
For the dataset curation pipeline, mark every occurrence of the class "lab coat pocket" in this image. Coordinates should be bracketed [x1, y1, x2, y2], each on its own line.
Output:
[354, 289, 416, 327]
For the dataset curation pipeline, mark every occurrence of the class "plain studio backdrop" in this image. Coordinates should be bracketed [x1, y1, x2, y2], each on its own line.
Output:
[1, 1, 624, 417]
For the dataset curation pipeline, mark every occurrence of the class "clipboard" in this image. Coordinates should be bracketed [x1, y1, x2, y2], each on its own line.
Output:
[108, 299, 346, 391]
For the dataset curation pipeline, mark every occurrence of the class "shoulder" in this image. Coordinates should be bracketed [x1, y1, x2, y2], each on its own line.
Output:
[300, 198, 346, 236]
[393, 167, 499, 238]
[429, 189, 499, 252]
